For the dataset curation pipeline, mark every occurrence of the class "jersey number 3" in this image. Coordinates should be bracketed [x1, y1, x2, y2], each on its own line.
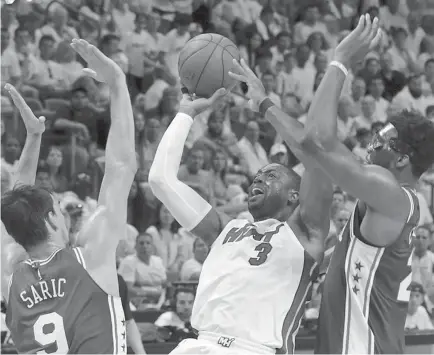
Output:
[249, 242, 272, 266]
[34, 312, 69, 354]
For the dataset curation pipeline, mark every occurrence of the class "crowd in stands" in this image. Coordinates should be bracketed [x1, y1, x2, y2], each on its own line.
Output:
[2, 0, 434, 350]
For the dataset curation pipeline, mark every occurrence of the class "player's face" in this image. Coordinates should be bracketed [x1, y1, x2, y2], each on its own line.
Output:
[248, 164, 294, 220]
[176, 292, 194, 321]
[366, 123, 400, 167]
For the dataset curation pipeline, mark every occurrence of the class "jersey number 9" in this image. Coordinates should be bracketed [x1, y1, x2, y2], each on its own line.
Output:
[34, 312, 69, 354]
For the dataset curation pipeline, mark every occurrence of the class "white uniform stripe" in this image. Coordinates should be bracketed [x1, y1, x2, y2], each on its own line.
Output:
[342, 236, 356, 354]
[108, 295, 117, 355]
[76, 247, 87, 269]
[72, 248, 82, 265]
[402, 188, 414, 223]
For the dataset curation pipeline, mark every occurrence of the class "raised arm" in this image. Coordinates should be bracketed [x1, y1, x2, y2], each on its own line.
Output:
[299, 16, 409, 225]
[229, 60, 332, 256]
[1, 84, 45, 302]
[70, 40, 137, 276]
[149, 89, 230, 247]
[5, 84, 46, 186]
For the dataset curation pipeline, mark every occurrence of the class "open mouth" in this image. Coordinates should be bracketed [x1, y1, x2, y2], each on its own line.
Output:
[250, 187, 265, 197]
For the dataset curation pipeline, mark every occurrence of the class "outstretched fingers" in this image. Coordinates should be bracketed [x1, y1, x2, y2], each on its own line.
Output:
[5, 84, 26, 108]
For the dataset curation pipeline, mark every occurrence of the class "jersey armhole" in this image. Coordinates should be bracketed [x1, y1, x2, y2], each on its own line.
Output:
[72, 247, 87, 269]
[401, 187, 416, 224]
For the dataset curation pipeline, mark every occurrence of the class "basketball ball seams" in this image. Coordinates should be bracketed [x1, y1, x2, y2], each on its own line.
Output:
[220, 44, 226, 88]
[178, 42, 211, 76]
[193, 36, 225, 95]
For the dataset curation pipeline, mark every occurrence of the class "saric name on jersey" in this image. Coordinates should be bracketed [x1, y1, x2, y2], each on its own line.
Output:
[20, 278, 66, 309]
[223, 223, 284, 245]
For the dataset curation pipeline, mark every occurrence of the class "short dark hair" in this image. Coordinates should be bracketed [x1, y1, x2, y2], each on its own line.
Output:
[1, 185, 55, 249]
[388, 110, 434, 177]
[279, 164, 301, 191]
[39, 35, 55, 47]
[425, 58, 434, 68]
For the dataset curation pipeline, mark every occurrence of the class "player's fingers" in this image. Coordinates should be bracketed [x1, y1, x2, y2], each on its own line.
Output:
[351, 14, 365, 37]
[4, 83, 25, 107]
[208, 88, 227, 104]
[38, 116, 46, 124]
[368, 17, 380, 42]
[369, 28, 383, 50]
[70, 40, 86, 59]
[232, 58, 248, 75]
[228, 71, 248, 83]
[82, 68, 97, 79]
[360, 14, 371, 39]
[240, 58, 258, 79]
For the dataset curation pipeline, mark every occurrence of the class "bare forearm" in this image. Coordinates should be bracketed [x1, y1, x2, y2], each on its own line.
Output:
[264, 106, 316, 168]
[304, 65, 346, 149]
[106, 77, 137, 171]
[14, 133, 42, 186]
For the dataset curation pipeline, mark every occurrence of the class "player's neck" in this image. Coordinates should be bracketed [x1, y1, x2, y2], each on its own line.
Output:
[395, 169, 418, 189]
[27, 242, 62, 262]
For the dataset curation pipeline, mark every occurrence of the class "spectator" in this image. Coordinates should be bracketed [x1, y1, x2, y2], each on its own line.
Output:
[1, 28, 21, 95]
[43, 146, 68, 193]
[237, 121, 269, 178]
[352, 128, 372, 162]
[270, 31, 291, 67]
[412, 224, 434, 292]
[1, 4, 18, 38]
[178, 147, 213, 200]
[380, 51, 407, 100]
[276, 51, 303, 100]
[34, 4, 79, 47]
[423, 280, 434, 321]
[386, 27, 418, 76]
[1, 135, 21, 178]
[180, 237, 209, 281]
[118, 233, 167, 310]
[35, 165, 54, 191]
[418, 36, 434, 71]
[124, 12, 150, 97]
[405, 282, 434, 331]
[380, 0, 408, 32]
[25, 35, 69, 96]
[161, 13, 191, 78]
[194, 111, 248, 176]
[99, 34, 128, 73]
[269, 143, 289, 166]
[306, 31, 330, 65]
[146, 203, 186, 280]
[208, 149, 231, 206]
[292, 44, 316, 99]
[12, 26, 34, 80]
[422, 58, 434, 96]
[255, 5, 281, 42]
[293, 4, 329, 45]
[137, 118, 162, 180]
[326, 207, 351, 250]
[154, 287, 196, 341]
[391, 73, 427, 114]
[367, 75, 389, 122]
[54, 40, 84, 87]
[239, 30, 264, 68]
[262, 70, 281, 107]
[407, 12, 425, 56]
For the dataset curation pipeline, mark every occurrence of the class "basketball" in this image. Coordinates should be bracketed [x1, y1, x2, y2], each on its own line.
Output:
[178, 33, 240, 98]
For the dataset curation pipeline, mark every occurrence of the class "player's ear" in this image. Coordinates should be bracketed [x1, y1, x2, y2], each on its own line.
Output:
[396, 154, 410, 169]
[46, 212, 58, 233]
[288, 190, 299, 205]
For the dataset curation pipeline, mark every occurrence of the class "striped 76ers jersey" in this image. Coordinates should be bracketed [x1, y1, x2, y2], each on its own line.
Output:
[6, 247, 126, 354]
[316, 187, 419, 354]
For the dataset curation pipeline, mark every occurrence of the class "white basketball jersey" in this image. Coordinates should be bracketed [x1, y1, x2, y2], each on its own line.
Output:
[191, 218, 318, 353]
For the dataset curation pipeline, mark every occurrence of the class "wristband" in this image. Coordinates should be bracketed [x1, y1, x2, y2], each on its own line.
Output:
[330, 61, 348, 76]
[259, 98, 275, 116]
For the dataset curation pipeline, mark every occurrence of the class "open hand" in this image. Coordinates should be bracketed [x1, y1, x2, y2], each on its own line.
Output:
[179, 88, 227, 118]
[5, 83, 45, 135]
[334, 14, 382, 68]
[228, 58, 266, 112]
[70, 38, 124, 87]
